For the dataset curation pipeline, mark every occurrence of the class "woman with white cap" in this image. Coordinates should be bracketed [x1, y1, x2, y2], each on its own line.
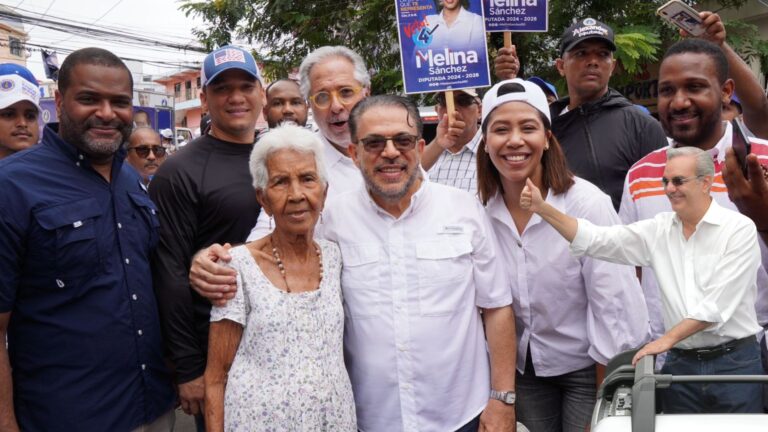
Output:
[476, 79, 650, 432]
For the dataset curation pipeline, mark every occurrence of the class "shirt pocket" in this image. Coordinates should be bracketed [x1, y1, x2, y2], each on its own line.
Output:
[416, 237, 473, 316]
[128, 192, 160, 250]
[340, 244, 383, 320]
[33, 198, 103, 279]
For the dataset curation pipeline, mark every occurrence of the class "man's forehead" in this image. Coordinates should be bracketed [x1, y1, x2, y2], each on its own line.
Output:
[660, 53, 717, 81]
[207, 68, 258, 87]
[2, 100, 39, 113]
[268, 80, 302, 98]
[359, 106, 417, 134]
[130, 129, 160, 144]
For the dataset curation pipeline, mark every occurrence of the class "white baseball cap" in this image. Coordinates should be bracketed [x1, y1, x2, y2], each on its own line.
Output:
[0, 65, 40, 111]
[159, 128, 173, 139]
[481, 78, 551, 127]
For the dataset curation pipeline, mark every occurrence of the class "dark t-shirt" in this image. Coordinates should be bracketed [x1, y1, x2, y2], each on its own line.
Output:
[150, 133, 261, 383]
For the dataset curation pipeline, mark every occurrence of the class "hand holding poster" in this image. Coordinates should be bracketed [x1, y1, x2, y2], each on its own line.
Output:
[396, 0, 491, 94]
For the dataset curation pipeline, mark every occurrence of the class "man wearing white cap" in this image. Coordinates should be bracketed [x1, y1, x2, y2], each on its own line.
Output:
[149, 45, 265, 428]
[0, 64, 40, 159]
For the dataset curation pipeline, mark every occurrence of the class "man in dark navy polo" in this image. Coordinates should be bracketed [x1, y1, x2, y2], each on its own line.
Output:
[0, 48, 175, 432]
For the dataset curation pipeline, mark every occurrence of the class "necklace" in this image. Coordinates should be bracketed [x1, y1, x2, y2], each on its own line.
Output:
[270, 237, 323, 293]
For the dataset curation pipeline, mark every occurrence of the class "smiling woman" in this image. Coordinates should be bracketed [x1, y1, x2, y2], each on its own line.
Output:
[203, 124, 357, 432]
[477, 78, 650, 432]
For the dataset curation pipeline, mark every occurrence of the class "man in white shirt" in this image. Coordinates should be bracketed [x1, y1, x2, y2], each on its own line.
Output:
[248, 46, 367, 240]
[326, 94, 516, 431]
[422, 89, 481, 193]
[189, 95, 518, 431]
[522, 146, 764, 414]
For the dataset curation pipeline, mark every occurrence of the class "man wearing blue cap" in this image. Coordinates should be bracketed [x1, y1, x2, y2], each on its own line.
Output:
[0, 64, 40, 159]
[149, 45, 265, 429]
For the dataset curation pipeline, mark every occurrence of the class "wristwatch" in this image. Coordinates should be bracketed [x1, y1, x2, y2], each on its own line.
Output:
[490, 389, 516, 405]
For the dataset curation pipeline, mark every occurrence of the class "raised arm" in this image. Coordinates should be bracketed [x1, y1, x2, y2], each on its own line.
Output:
[520, 178, 579, 241]
[697, 11, 768, 138]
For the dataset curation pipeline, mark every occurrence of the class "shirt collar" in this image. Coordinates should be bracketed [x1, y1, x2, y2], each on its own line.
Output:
[42, 123, 127, 171]
[672, 121, 730, 163]
[319, 132, 355, 168]
[438, 6, 469, 25]
[359, 175, 430, 220]
[672, 198, 726, 228]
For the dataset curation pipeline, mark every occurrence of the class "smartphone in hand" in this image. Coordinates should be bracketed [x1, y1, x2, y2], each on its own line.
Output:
[657, 0, 705, 36]
[732, 119, 752, 178]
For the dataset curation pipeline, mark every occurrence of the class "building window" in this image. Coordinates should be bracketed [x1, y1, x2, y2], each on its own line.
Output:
[174, 83, 181, 98]
[196, 76, 201, 88]
[185, 80, 193, 100]
[9, 37, 22, 57]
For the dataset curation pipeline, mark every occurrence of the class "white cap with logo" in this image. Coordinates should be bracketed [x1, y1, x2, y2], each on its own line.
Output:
[481, 78, 551, 127]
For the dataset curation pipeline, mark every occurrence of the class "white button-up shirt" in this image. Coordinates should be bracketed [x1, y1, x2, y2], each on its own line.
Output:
[487, 178, 649, 376]
[427, 130, 480, 194]
[322, 181, 512, 432]
[247, 132, 363, 241]
[619, 123, 768, 337]
[573, 199, 762, 349]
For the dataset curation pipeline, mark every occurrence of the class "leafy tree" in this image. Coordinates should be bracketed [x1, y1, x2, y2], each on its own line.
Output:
[180, 0, 756, 96]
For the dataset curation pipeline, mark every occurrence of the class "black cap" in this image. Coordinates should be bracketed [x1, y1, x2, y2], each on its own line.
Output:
[559, 18, 616, 57]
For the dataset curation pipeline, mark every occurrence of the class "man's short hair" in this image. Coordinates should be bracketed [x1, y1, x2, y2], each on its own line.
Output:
[126, 126, 160, 149]
[58, 48, 133, 95]
[265, 78, 302, 98]
[667, 146, 715, 178]
[298, 46, 370, 100]
[663, 39, 729, 85]
[348, 95, 423, 143]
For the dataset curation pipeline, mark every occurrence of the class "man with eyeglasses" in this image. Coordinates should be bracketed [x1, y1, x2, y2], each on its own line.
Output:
[126, 126, 167, 188]
[523, 145, 765, 414]
[325, 94, 516, 432]
[242, 46, 369, 241]
[620, 38, 768, 368]
[421, 89, 482, 193]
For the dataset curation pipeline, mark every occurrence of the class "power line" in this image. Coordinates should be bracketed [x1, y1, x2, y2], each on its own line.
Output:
[51, 0, 124, 45]
[24, 0, 57, 33]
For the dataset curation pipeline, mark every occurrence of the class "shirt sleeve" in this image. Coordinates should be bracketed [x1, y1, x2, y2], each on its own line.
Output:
[570, 218, 656, 268]
[618, 172, 637, 224]
[575, 193, 650, 364]
[0, 205, 23, 312]
[149, 173, 205, 384]
[634, 113, 668, 161]
[471, 199, 513, 309]
[686, 219, 761, 327]
[210, 252, 247, 326]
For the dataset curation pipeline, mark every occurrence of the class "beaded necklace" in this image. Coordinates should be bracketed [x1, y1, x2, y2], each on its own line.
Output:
[270, 236, 323, 293]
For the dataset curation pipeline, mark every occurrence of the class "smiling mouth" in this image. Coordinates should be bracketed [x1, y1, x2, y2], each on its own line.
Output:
[503, 154, 530, 162]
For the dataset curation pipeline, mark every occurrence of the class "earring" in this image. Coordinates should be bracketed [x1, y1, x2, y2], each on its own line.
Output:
[544, 145, 549, 151]
[268, 215, 273, 230]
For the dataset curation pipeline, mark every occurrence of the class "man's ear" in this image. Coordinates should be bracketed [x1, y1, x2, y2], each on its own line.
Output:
[722, 78, 735, 107]
[348, 142, 361, 167]
[555, 58, 566, 77]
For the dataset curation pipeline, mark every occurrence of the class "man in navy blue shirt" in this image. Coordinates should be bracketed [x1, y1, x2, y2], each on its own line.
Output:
[0, 48, 175, 432]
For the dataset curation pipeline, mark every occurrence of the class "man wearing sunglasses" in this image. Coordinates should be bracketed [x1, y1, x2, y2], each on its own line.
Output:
[421, 89, 482, 193]
[523, 145, 764, 414]
[620, 36, 768, 381]
[126, 127, 167, 188]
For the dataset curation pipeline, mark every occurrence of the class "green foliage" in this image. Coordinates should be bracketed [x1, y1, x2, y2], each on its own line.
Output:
[179, 0, 755, 96]
[723, 19, 768, 76]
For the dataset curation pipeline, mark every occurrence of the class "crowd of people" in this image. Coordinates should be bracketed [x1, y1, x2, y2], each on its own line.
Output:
[1, 6, 768, 432]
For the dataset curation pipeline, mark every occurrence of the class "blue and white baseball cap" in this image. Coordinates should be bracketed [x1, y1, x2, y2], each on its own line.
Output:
[200, 45, 262, 87]
[0, 63, 40, 111]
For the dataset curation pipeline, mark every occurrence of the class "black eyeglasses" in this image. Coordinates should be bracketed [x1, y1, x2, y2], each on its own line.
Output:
[359, 134, 419, 154]
[129, 145, 167, 158]
[660, 175, 702, 188]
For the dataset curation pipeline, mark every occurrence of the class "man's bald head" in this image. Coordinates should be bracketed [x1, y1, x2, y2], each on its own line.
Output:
[126, 127, 165, 184]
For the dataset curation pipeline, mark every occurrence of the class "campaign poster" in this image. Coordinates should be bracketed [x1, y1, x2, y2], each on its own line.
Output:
[396, 0, 491, 94]
[483, 0, 548, 32]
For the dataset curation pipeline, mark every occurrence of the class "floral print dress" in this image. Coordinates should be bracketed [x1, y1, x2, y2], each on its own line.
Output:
[210, 240, 356, 431]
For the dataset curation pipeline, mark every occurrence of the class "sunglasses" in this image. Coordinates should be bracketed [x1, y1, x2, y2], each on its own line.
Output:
[359, 133, 419, 154]
[129, 145, 167, 158]
[437, 94, 477, 108]
[309, 86, 362, 109]
[660, 175, 702, 188]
